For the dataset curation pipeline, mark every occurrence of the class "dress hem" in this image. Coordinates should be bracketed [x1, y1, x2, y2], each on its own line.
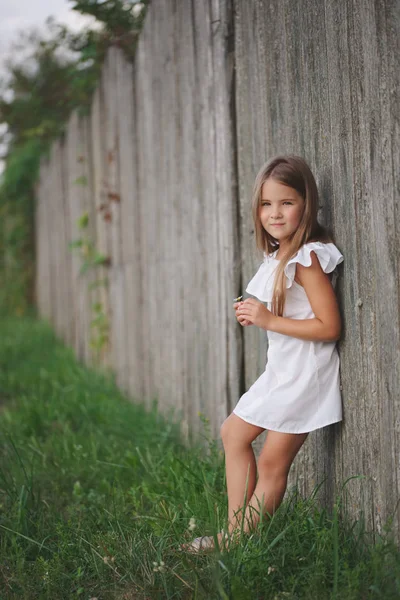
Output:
[232, 409, 342, 434]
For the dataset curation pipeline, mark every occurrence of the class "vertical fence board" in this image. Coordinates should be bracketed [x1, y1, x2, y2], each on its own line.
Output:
[34, 0, 399, 540]
[90, 81, 112, 368]
[134, 5, 157, 408]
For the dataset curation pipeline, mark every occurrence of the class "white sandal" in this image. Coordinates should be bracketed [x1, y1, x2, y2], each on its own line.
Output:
[181, 535, 215, 553]
[180, 530, 230, 554]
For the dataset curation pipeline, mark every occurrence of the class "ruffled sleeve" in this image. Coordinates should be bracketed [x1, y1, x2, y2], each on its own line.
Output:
[284, 242, 344, 289]
[245, 242, 343, 302]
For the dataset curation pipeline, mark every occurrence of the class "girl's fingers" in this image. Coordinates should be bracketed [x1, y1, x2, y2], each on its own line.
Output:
[237, 308, 249, 319]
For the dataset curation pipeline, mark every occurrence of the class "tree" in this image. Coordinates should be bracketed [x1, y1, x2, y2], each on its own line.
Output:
[0, 3, 148, 315]
[70, 0, 147, 58]
[0, 18, 107, 153]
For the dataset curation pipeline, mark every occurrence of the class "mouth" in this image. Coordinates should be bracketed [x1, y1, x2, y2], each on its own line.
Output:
[271, 223, 285, 227]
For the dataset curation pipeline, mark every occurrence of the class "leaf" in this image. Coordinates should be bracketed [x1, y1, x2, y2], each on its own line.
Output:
[68, 239, 83, 249]
[92, 253, 109, 266]
[73, 175, 88, 186]
[79, 261, 91, 275]
[77, 212, 89, 229]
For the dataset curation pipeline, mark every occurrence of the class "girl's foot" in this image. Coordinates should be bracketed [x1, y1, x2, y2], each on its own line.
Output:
[180, 530, 239, 554]
[180, 535, 216, 553]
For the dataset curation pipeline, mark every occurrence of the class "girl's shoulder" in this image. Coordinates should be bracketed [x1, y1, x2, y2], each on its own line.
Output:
[263, 241, 343, 269]
[285, 241, 344, 288]
[288, 241, 343, 271]
[261, 241, 344, 289]
[248, 242, 343, 301]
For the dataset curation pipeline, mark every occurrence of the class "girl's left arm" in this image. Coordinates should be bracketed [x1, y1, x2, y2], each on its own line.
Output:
[239, 251, 341, 342]
[269, 251, 341, 341]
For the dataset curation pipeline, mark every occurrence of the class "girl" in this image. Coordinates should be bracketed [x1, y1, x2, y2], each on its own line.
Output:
[184, 155, 344, 553]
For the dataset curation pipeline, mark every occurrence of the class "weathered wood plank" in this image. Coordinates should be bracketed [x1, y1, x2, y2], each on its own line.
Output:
[90, 77, 112, 368]
[34, 0, 399, 540]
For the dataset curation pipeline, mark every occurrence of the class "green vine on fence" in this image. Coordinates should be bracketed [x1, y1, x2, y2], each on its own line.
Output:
[0, 1, 149, 317]
[69, 211, 110, 275]
[68, 208, 111, 362]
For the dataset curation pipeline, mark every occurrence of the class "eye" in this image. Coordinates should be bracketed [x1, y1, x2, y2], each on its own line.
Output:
[261, 201, 294, 206]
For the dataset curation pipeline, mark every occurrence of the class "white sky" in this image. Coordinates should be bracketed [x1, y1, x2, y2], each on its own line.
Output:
[0, 0, 98, 71]
[0, 0, 99, 174]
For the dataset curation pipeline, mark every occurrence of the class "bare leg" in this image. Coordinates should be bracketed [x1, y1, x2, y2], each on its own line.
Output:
[242, 429, 308, 533]
[181, 414, 264, 552]
[220, 414, 265, 532]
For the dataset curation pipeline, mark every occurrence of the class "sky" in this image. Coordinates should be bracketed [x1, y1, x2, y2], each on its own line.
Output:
[0, 0, 98, 71]
[0, 0, 99, 174]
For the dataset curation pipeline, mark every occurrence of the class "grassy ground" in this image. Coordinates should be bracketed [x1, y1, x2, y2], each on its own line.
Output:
[0, 316, 399, 599]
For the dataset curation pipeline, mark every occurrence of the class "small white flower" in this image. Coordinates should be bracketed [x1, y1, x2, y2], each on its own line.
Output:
[188, 517, 196, 531]
[152, 560, 166, 573]
[73, 480, 82, 496]
[268, 565, 276, 574]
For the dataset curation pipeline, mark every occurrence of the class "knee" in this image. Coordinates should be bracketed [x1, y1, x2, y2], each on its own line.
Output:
[220, 418, 232, 447]
[220, 417, 246, 450]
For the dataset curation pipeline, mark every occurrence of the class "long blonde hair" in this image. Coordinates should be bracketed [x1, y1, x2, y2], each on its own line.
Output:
[251, 155, 333, 316]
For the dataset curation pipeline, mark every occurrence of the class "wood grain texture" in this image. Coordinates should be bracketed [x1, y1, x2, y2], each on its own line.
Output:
[34, 0, 399, 539]
[234, 0, 399, 539]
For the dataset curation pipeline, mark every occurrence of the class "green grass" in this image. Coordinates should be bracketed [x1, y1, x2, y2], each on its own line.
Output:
[0, 316, 399, 599]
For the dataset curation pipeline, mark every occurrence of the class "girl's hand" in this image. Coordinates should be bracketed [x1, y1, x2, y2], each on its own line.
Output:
[236, 298, 274, 330]
[233, 301, 252, 326]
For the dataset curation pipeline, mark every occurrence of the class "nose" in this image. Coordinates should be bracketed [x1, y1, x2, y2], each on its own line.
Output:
[271, 206, 283, 219]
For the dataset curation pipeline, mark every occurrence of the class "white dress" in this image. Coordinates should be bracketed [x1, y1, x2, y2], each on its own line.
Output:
[233, 241, 344, 434]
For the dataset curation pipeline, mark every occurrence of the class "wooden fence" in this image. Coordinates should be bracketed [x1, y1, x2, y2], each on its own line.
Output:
[35, 0, 399, 540]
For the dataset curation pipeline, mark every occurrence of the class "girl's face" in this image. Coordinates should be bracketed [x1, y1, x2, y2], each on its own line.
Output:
[259, 178, 305, 246]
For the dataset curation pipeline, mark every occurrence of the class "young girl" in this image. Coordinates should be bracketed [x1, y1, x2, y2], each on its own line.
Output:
[184, 154, 344, 553]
